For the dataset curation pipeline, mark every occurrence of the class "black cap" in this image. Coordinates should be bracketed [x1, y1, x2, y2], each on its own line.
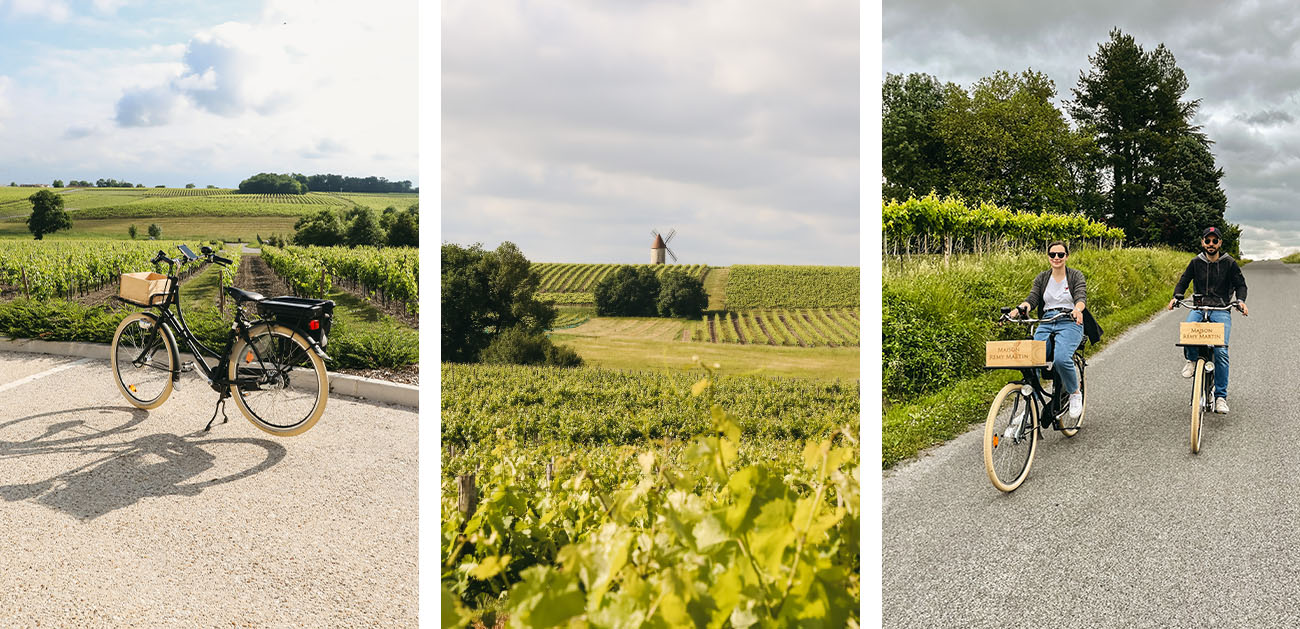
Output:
[1202, 226, 1221, 239]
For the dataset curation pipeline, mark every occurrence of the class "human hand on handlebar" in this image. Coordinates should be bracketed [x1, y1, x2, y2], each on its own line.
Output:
[1239, 302, 1249, 316]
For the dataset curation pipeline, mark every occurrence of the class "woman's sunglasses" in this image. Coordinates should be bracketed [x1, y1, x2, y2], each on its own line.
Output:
[1048, 251, 1067, 259]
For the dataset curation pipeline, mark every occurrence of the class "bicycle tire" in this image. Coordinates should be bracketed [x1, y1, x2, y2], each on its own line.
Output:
[227, 323, 328, 437]
[1190, 358, 1207, 453]
[1060, 353, 1086, 437]
[984, 382, 1039, 492]
[110, 312, 176, 409]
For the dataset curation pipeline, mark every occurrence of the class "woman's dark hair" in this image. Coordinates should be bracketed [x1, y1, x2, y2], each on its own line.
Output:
[1046, 240, 1069, 255]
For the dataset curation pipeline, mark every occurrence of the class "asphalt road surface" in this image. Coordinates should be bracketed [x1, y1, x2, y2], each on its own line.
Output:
[883, 260, 1300, 628]
[0, 351, 417, 627]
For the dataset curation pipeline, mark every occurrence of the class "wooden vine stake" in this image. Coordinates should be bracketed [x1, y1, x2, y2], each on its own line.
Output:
[457, 474, 477, 518]
[546, 458, 555, 483]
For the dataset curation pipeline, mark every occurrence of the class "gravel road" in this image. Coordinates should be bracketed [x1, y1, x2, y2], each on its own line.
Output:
[883, 260, 1300, 628]
[0, 350, 417, 627]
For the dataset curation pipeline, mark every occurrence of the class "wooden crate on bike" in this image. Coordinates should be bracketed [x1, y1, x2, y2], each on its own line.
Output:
[985, 340, 1048, 368]
[1179, 322, 1225, 345]
[118, 272, 171, 306]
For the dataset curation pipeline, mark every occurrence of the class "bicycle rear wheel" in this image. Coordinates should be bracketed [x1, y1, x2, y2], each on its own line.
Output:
[984, 383, 1039, 492]
[1060, 353, 1086, 437]
[227, 323, 328, 437]
[110, 313, 175, 409]
[1190, 358, 1207, 453]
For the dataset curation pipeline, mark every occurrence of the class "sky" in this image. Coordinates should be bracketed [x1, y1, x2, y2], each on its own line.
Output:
[0, 0, 417, 189]
[441, 0, 860, 266]
[884, 0, 1300, 260]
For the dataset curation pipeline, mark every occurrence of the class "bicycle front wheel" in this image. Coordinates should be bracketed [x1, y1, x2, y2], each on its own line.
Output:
[228, 323, 328, 437]
[984, 383, 1039, 492]
[110, 313, 175, 409]
[1190, 358, 1207, 453]
[1060, 353, 1086, 437]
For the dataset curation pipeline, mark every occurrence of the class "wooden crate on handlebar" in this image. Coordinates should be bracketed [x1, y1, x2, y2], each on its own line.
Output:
[985, 340, 1048, 368]
[1179, 322, 1225, 346]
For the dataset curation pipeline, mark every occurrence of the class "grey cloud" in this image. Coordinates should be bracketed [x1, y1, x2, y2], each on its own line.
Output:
[176, 37, 250, 116]
[63, 125, 96, 139]
[114, 86, 179, 127]
[1235, 110, 1294, 127]
[302, 138, 347, 159]
[444, 2, 858, 265]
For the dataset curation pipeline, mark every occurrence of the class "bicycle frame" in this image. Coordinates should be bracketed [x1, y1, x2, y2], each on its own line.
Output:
[130, 256, 267, 396]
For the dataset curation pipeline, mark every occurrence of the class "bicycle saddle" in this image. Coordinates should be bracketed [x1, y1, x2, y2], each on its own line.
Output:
[224, 286, 266, 303]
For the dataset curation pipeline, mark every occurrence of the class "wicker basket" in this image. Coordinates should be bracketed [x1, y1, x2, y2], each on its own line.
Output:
[119, 272, 171, 306]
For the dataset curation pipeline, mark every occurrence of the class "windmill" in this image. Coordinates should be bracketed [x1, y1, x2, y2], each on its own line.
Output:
[650, 228, 677, 264]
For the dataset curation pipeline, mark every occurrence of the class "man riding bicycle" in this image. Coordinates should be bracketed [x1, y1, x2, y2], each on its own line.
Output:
[1167, 226, 1248, 414]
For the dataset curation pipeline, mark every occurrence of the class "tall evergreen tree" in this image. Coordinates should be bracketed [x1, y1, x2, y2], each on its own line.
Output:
[1069, 29, 1228, 246]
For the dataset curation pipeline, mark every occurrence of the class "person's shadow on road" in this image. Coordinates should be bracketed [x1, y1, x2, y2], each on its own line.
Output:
[0, 406, 286, 519]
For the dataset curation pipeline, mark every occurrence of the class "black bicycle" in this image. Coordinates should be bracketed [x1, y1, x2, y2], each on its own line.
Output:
[982, 307, 1088, 492]
[110, 245, 334, 436]
[1173, 296, 1241, 454]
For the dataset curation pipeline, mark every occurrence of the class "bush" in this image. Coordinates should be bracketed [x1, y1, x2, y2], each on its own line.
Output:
[148, 223, 161, 238]
[345, 206, 385, 247]
[293, 208, 346, 246]
[656, 270, 708, 318]
[479, 326, 582, 367]
[593, 266, 660, 316]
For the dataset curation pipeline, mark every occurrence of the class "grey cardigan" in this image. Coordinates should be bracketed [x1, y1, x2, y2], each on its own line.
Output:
[1025, 267, 1087, 314]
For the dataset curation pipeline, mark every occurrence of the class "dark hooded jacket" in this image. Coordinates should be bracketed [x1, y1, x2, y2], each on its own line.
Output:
[1173, 253, 1248, 307]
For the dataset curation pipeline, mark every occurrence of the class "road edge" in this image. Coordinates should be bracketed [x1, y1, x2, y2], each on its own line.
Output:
[0, 336, 418, 409]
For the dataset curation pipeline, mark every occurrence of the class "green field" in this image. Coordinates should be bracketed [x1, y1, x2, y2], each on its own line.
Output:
[0, 187, 415, 242]
[0, 187, 417, 221]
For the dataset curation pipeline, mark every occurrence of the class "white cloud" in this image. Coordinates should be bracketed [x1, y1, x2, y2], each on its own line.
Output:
[0, 76, 11, 128]
[442, 0, 859, 265]
[0, 2, 417, 186]
[8, 0, 71, 21]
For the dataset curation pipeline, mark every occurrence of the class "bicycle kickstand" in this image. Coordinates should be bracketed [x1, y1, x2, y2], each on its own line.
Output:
[204, 397, 230, 432]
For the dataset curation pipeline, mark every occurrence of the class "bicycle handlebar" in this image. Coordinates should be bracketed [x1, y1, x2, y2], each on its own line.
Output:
[998, 310, 1074, 324]
[1173, 297, 1240, 312]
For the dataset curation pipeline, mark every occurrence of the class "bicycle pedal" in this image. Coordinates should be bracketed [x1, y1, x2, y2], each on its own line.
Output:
[180, 361, 196, 373]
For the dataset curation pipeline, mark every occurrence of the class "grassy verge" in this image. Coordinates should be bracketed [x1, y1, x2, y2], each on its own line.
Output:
[882, 246, 1190, 468]
[547, 330, 859, 380]
[1282, 252, 1300, 263]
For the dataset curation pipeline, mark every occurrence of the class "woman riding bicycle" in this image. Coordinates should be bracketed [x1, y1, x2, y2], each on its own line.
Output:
[1009, 241, 1087, 420]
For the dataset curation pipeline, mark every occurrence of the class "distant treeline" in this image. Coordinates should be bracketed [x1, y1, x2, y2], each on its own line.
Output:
[237, 172, 417, 195]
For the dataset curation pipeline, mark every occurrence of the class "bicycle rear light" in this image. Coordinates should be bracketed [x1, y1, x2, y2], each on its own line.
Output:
[309, 319, 320, 331]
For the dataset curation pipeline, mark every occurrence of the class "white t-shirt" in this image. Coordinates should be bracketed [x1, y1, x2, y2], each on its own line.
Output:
[1043, 275, 1074, 311]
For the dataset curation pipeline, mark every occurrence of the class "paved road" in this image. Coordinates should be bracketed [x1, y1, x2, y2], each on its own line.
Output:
[883, 260, 1300, 628]
[0, 350, 416, 627]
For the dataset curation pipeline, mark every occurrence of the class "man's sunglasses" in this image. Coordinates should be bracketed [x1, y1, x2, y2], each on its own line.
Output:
[1048, 251, 1067, 259]
[1203, 238, 1220, 245]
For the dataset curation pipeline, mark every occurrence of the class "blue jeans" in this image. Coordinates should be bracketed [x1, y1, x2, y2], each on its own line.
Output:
[1183, 309, 1231, 399]
[1034, 318, 1083, 395]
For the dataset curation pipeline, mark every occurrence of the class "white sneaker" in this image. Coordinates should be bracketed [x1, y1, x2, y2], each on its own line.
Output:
[1182, 361, 1195, 378]
[1215, 398, 1229, 414]
[1068, 392, 1083, 419]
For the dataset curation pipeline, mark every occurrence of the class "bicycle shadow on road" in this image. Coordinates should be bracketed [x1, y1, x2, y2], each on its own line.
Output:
[0, 406, 287, 520]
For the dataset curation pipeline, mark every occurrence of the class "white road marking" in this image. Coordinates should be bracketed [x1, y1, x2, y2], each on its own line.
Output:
[0, 358, 93, 394]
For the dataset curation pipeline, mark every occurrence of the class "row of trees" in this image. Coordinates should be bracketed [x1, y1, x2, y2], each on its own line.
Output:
[237, 172, 417, 195]
[593, 267, 708, 319]
[287, 203, 418, 248]
[884, 29, 1237, 253]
